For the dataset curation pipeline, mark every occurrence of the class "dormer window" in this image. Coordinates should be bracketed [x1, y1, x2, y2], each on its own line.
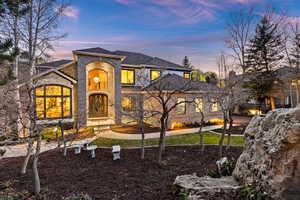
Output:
[150, 70, 161, 81]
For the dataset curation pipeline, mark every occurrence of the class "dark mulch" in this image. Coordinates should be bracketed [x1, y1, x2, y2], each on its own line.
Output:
[0, 146, 243, 200]
[213, 125, 247, 135]
[111, 124, 160, 134]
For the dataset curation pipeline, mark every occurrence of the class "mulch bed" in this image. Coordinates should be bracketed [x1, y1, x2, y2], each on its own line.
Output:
[213, 125, 247, 135]
[0, 146, 243, 200]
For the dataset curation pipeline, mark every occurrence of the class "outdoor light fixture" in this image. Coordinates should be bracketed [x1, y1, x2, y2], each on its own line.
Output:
[93, 76, 100, 83]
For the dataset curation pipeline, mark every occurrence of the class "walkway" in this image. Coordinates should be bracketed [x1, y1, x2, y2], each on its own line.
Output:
[1, 125, 223, 158]
[96, 125, 223, 140]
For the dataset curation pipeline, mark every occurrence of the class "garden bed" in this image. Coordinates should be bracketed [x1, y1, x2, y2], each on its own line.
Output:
[0, 146, 242, 200]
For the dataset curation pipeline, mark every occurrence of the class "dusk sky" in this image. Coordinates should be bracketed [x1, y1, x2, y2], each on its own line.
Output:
[53, 0, 300, 72]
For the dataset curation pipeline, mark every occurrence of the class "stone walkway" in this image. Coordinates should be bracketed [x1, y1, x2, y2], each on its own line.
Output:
[1, 125, 224, 158]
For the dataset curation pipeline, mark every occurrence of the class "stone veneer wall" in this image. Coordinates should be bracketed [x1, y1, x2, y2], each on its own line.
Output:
[76, 55, 122, 127]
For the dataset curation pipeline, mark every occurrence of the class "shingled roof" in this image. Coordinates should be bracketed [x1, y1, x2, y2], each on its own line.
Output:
[37, 59, 73, 68]
[145, 74, 218, 91]
[38, 47, 190, 71]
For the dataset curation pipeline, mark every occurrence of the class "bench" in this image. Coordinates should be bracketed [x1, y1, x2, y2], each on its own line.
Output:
[86, 145, 97, 158]
[112, 145, 121, 160]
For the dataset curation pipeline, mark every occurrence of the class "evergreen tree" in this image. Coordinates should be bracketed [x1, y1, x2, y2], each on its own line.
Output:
[0, 0, 15, 63]
[183, 56, 191, 68]
[290, 32, 300, 69]
[245, 16, 284, 72]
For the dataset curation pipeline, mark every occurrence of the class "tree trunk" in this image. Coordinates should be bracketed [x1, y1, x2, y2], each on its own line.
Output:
[219, 119, 227, 159]
[158, 117, 166, 164]
[140, 122, 145, 160]
[227, 111, 233, 149]
[32, 135, 42, 195]
[60, 122, 67, 156]
[21, 139, 33, 174]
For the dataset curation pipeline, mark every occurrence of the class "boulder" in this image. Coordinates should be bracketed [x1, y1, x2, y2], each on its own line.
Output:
[174, 175, 243, 200]
[233, 108, 300, 200]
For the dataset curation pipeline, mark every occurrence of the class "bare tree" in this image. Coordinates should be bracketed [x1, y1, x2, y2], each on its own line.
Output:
[19, 0, 67, 175]
[225, 7, 255, 73]
[193, 98, 205, 153]
[144, 74, 192, 164]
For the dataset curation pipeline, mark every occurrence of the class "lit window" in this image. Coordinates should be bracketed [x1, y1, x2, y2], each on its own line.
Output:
[35, 85, 72, 119]
[151, 70, 161, 81]
[88, 69, 108, 90]
[195, 98, 203, 112]
[184, 73, 190, 79]
[121, 69, 135, 84]
[122, 96, 136, 111]
[210, 100, 219, 112]
[176, 98, 186, 115]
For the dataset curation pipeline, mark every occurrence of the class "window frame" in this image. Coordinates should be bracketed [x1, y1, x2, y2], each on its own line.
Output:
[150, 69, 161, 81]
[34, 84, 72, 120]
[210, 100, 219, 113]
[121, 68, 135, 85]
[195, 98, 203, 113]
[183, 72, 190, 79]
[122, 96, 136, 112]
[176, 97, 186, 115]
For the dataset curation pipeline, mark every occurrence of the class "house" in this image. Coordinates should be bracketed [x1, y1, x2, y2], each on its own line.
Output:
[19, 47, 222, 132]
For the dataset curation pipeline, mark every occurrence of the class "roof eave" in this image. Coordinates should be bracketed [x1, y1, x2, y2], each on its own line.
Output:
[73, 50, 126, 61]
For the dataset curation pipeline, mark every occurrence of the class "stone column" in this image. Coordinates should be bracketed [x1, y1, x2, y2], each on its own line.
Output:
[77, 57, 87, 127]
[114, 62, 122, 125]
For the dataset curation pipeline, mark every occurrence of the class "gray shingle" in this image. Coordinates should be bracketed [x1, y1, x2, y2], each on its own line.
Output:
[37, 59, 73, 68]
[74, 47, 120, 55]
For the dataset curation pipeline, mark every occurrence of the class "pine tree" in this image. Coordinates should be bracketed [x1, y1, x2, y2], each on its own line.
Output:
[245, 16, 284, 72]
[290, 33, 300, 69]
[183, 56, 191, 68]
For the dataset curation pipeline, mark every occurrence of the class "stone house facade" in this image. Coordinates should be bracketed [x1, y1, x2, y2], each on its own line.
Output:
[19, 47, 222, 131]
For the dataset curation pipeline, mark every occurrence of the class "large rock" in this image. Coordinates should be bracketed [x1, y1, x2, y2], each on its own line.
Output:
[233, 108, 300, 200]
[174, 175, 243, 200]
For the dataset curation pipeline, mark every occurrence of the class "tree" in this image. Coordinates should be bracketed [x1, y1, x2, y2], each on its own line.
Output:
[204, 71, 218, 85]
[144, 74, 192, 164]
[182, 56, 191, 69]
[225, 7, 255, 73]
[245, 15, 285, 72]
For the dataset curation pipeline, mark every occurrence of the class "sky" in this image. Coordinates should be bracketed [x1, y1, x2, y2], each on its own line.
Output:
[52, 0, 300, 72]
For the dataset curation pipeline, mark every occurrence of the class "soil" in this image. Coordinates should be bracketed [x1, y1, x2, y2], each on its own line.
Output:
[213, 125, 247, 135]
[0, 146, 242, 200]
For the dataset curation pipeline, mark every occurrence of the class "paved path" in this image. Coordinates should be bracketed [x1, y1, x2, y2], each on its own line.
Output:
[96, 125, 223, 140]
[1, 125, 224, 158]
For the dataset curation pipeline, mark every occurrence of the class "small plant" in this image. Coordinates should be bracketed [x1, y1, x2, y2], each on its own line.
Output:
[207, 168, 221, 178]
[0, 149, 6, 156]
[241, 184, 264, 200]
[63, 193, 93, 200]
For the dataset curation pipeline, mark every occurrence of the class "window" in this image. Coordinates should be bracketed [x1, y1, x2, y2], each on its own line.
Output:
[121, 69, 135, 84]
[176, 98, 186, 115]
[195, 98, 203, 112]
[150, 70, 161, 81]
[88, 69, 108, 90]
[184, 73, 190, 79]
[122, 96, 136, 111]
[35, 85, 72, 119]
[210, 100, 219, 112]
[89, 94, 108, 118]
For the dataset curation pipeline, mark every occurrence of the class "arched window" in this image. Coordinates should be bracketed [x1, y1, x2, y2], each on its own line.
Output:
[88, 69, 108, 91]
[35, 85, 72, 119]
[89, 94, 108, 118]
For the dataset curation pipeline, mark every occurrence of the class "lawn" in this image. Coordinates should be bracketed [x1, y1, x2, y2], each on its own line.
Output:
[91, 132, 245, 147]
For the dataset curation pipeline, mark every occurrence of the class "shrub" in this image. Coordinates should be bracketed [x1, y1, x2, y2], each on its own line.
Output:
[0, 79, 7, 85]
[241, 184, 265, 200]
[0, 149, 6, 156]
[63, 193, 93, 200]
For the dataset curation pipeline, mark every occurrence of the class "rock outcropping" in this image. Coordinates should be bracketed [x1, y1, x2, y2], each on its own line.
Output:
[174, 175, 243, 200]
[233, 108, 300, 200]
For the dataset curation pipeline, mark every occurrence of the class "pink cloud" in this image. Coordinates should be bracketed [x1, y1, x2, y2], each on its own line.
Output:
[63, 6, 80, 19]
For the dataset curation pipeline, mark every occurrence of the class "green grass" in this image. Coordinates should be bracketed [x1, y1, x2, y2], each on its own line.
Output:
[91, 132, 244, 147]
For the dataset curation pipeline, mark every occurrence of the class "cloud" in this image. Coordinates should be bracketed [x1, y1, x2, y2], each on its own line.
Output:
[113, 0, 265, 25]
[63, 6, 80, 19]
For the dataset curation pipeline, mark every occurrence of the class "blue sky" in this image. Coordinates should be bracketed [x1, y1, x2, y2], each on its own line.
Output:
[53, 0, 300, 72]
